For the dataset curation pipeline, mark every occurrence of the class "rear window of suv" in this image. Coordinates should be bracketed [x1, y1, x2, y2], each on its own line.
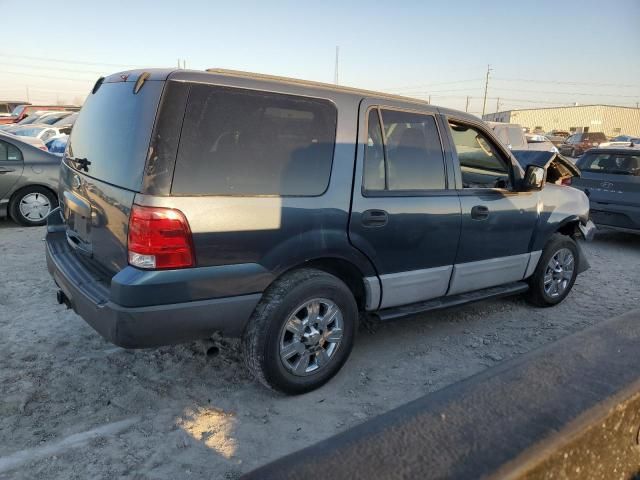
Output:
[171, 85, 337, 196]
[66, 80, 164, 191]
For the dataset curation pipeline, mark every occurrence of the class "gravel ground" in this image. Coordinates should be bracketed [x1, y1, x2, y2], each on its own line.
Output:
[0, 217, 638, 479]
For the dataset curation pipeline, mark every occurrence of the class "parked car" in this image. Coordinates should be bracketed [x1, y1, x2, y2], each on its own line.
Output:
[46, 69, 595, 394]
[488, 122, 557, 152]
[598, 135, 640, 148]
[558, 132, 608, 157]
[572, 147, 640, 234]
[52, 112, 78, 128]
[0, 110, 70, 132]
[0, 100, 30, 118]
[4, 132, 48, 151]
[45, 134, 68, 156]
[12, 125, 71, 143]
[0, 132, 61, 225]
[34, 111, 73, 126]
[544, 131, 570, 147]
[4, 104, 76, 124]
[525, 134, 559, 153]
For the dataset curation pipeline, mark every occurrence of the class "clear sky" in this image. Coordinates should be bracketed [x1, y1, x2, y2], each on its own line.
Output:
[1, 0, 639, 114]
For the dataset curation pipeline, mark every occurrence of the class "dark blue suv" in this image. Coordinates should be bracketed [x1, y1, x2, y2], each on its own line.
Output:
[46, 69, 595, 394]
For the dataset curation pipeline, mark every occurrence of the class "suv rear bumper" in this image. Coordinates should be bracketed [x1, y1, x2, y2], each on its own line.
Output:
[45, 214, 261, 348]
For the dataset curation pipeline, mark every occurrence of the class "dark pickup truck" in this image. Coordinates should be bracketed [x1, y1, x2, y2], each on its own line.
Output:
[46, 69, 595, 394]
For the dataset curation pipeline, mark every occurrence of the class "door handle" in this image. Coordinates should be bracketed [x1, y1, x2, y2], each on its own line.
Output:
[471, 205, 489, 220]
[0, 167, 15, 174]
[362, 209, 388, 227]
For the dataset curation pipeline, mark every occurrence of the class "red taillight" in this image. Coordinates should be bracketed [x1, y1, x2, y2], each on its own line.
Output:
[127, 204, 195, 269]
[561, 177, 573, 186]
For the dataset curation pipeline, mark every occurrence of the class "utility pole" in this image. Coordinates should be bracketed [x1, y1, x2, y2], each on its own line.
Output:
[25, 86, 30, 102]
[495, 97, 500, 113]
[177, 58, 181, 68]
[465, 96, 470, 112]
[334, 46, 339, 85]
[428, 95, 431, 105]
[481, 64, 492, 118]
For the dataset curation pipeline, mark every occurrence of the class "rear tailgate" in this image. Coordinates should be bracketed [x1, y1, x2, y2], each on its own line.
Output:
[60, 72, 166, 276]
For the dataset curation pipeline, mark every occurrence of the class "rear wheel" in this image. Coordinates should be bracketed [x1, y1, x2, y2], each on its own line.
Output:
[10, 186, 57, 227]
[525, 234, 578, 307]
[242, 268, 357, 394]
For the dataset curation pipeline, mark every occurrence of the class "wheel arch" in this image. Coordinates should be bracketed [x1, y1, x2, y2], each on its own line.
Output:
[271, 257, 371, 312]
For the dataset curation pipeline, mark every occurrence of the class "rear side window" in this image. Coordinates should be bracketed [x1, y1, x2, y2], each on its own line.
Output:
[0, 140, 22, 161]
[578, 153, 640, 175]
[363, 108, 446, 193]
[172, 85, 337, 196]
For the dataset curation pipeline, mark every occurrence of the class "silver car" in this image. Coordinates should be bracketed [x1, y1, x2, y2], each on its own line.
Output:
[0, 131, 61, 226]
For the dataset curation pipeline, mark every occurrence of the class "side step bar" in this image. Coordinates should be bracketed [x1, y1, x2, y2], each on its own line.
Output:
[375, 281, 529, 322]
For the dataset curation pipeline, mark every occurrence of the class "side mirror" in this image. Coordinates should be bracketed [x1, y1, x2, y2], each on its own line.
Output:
[523, 165, 545, 190]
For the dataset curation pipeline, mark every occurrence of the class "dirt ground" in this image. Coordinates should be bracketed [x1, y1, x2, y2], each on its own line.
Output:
[0, 218, 638, 480]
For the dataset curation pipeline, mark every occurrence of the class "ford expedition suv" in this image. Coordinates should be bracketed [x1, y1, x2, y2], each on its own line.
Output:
[46, 69, 595, 394]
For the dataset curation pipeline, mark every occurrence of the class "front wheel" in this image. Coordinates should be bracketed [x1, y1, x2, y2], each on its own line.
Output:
[242, 268, 357, 394]
[525, 233, 579, 307]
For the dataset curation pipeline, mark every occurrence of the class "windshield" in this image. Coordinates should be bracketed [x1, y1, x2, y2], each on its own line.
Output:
[40, 112, 72, 125]
[17, 114, 45, 125]
[14, 126, 46, 137]
[10, 105, 26, 116]
[66, 80, 164, 191]
[53, 112, 78, 126]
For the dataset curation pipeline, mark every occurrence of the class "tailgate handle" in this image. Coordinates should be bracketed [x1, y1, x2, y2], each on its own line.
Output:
[63, 190, 91, 217]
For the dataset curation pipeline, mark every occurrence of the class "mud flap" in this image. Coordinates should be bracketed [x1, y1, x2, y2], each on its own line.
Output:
[576, 241, 590, 274]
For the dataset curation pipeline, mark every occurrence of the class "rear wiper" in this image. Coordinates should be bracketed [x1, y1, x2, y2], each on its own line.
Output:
[67, 156, 91, 172]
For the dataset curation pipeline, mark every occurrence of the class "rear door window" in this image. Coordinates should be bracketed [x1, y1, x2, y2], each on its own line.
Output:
[172, 85, 337, 196]
[363, 108, 447, 193]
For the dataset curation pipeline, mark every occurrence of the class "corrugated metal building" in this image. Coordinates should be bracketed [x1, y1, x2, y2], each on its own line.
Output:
[482, 105, 640, 137]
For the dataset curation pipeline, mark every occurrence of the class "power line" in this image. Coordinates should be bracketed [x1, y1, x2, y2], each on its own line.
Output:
[382, 78, 484, 91]
[493, 77, 640, 88]
[490, 87, 640, 98]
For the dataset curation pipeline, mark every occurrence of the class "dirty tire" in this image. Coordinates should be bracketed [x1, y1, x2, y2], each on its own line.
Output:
[242, 268, 357, 395]
[10, 186, 58, 227]
[525, 233, 579, 307]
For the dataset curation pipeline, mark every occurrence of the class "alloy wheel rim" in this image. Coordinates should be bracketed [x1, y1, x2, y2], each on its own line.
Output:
[543, 248, 574, 298]
[19, 193, 51, 221]
[279, 298, 344, 376]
